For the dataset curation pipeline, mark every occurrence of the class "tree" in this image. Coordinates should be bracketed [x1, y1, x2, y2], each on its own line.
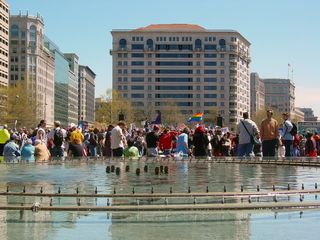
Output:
[203, 106, 218, 126]
[95, 89, 135, 125]
[0, 83, 38, 129]
[251, 108, 283, 130]
[160, 102, 185, 126]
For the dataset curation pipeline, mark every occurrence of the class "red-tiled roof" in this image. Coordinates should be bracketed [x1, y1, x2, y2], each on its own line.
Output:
[134, 24, 206, 32]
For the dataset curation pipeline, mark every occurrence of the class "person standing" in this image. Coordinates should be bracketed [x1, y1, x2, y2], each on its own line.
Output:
[192, 125, 209, 157]
[0, 124, 10, 156]
[281, 112, 294, 157]
[145, 126, 160, 157]
[21, 139, 35, 161]
[111, 121, 126, 157]
[48, 121, 66, 158]
[260, 109, 279, 157]
[236, 112, 259, 157]
[36, 120, 47, 143]
[176, 128, 190, 156]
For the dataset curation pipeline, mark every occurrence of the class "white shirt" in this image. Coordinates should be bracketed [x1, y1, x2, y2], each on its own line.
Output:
[111, 126, 125, 149]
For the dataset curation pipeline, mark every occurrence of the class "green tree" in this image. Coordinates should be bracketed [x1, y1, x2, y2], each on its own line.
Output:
[203, 106, 218, 126]
[161, 102, 185, 126]
[0, 83, 38, 129]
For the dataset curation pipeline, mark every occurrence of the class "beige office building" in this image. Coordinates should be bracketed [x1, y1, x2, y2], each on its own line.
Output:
[0, 0, 9, 111]
[9, 13, 55, 126]
[79, 65, 96, 125]
[250, 72, 265, 116]
[111, 24, 251, 125]
[263, 78, 295, 116]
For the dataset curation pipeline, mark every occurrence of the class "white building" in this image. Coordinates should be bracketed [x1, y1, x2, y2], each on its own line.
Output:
[9, 13, 55, 126]
[250, 72, 265, 116]
[111, 24, 251, 125]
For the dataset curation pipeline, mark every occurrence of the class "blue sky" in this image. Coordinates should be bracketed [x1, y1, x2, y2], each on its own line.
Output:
[8, 0, 320, 116]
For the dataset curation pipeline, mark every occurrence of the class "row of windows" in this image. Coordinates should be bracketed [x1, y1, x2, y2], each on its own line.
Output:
[130, 94, 225, 99]
[0, 14, 8, 24]
[117, 77, 225, 83]
[0, 3, 9, 13]
[118, 61, 225, 67]
[156, 36, 192, 42]
[0, 59, 7, 68]
[0, 48, 8, 57]
[0, 25, 8, 35]
[118, 84, 224, 91]
[120, 69, 225, 75]
[0, 36, 8, 46]
[118, 53, 228, 59]
[156, 44, 193, 51]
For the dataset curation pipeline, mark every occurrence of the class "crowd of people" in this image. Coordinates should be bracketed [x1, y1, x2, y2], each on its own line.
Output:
[0, 109, 319, 162]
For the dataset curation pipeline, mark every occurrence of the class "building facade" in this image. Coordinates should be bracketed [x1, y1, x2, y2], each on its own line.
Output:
[297, 107, 318, 122]
[263, 78, 295, 115]
[79, 65, 95, 124]
[0, 0, 9, 111]
[9, 13, 55, 126]
[250, 72, 265, 116]
[111, 24, 251, 125]
[64, 53, 79, 125]
[44, 36, 69, 127]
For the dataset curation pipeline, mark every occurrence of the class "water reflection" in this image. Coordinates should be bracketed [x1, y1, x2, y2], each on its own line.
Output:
[0, 161, 319, 239]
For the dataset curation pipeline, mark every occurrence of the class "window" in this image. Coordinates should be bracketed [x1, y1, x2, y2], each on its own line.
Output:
[131, 69, 144, 74]
[131, 77, 144, 82]
[132, 44, 144, 50]
[204, 44, 216, 50]
[131, 61, 144, 66]
[123, 77, 128, 82]
[155, 69, 192, 74]
[204, 94, 217, 98]
[148, 77, 152, 82]
[220, 94, 225, 98]
[155, 94, 193, 98]
[155, 78, 192, 82]
[131, 93, 144, 98]
[148, 69, 152, 74]
[196, 78, 200, 82]
[196, 86, 200, 90]
[220, 86, 224, 90]
[204, 62, 217, 66]
[131, 85, 144, 90]
[195, 39, 202, 49]
[220, 62, 225, 66]
[204, 102, 217, 106]
[155, 86, 193, 90]
[148, 53, 152, 58]
[204, 70, 217, 74]
[132, 53, 144, 58]
[204, 54, 217, 58]
[29, 25, 37, 43]
[10, 25, 19, 38]
[219, 39, 226, 47]
[147, 39, 153, 49]
[204, 86, 217, 90]
[220, 78, 225, 82]
[119, 39, 127, 49]
[148, 61, 152, 66]
[117, 86, 122, 90]
[204, 78, 217, 82]
[220, 70, 225, 74]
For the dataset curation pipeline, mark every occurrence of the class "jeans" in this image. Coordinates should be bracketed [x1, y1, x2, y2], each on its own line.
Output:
[52, 146, 64, 158]
[283, 140, 293, 157]
[262, 139, 277, 157]
[88, 146, 97, 157]
[237, 143, 254, 157]
[147, 148, 158, 157]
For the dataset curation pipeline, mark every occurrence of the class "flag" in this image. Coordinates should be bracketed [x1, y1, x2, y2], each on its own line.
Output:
[151, 111, 161, 124]
[188, 112, 203, 122]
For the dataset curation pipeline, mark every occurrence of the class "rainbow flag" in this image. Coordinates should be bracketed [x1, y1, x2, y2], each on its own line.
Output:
[188, 112, 203, 122]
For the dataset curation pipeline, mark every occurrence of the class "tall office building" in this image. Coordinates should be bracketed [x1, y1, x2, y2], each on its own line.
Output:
[263, 78, 295, 115]
[250, 72, 265, 115]
[9, 13, 55, 126]
[64, 53, 79, 125]
[111, 24, 251, 125]
[0, 0, 9, 111]
[78, 65, 95, 125]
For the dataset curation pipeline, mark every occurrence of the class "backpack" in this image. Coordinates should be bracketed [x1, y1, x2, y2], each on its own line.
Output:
[290, 122, 297, 136]
[89, 133, 98, 146]
[53, 129, 64, 146]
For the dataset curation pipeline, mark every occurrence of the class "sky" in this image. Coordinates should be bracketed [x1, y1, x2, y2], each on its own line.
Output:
[8, 0, 320, 117]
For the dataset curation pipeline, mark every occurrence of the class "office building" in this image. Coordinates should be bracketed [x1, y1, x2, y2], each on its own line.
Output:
[250, 72, 265, 116]
[79, 65, 95, 124]
[64, 53, 79, 125]
[111, 24, 251, 125]
[297, 107, 318, 122]
[9, 13, 55, 126]
[0, 0, 9, 111]
[263, 78, 295, 115]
